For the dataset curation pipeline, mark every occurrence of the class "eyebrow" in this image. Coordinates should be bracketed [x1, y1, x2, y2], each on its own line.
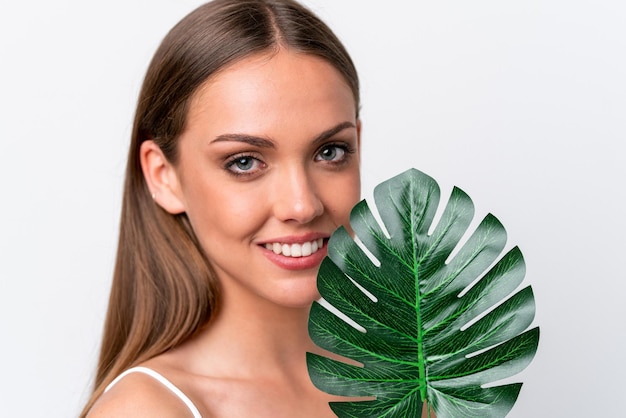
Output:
[210, 133, 275, 148]
[209, 121, 356, 148]
[313, 121, 356, 144]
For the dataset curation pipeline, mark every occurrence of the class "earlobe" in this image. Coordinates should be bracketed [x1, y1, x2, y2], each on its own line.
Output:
[139, 140, 186, 214]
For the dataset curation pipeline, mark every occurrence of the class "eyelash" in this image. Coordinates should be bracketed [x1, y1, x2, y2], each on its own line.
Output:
[315, 142, 356, 165]
[223, 142, 356, 177]
[224, 153, 266, 176]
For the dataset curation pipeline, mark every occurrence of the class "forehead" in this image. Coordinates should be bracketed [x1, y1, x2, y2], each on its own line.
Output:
[184, 49, 356, 138]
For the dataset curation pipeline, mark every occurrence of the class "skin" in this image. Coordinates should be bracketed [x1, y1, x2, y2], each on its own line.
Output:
[90, 48, 361, 417]
[163, 50, 362, 313]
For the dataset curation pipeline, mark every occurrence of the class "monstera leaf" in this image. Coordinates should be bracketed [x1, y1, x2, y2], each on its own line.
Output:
[307, 169, 539, 418]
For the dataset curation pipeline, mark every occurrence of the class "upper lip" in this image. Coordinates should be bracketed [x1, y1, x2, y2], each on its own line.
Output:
[257, 232, 330, 245]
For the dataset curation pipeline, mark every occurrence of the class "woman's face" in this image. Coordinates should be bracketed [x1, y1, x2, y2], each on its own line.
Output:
[167, 49, 360, 309]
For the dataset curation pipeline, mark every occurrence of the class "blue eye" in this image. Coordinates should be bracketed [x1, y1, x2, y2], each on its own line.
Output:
[234, 157, 254, 170]
[316, 144, 347, 162]
[226, 154, 265, 175]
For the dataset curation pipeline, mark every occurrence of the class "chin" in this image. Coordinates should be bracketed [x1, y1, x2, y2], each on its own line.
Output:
[275, 283, 321, 309]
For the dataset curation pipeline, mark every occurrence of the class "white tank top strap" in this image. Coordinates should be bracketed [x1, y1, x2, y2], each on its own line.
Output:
[105, 366, 202, 418]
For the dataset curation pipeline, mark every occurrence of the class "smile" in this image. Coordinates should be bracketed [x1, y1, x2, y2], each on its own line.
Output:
[263, 238, 324, 258]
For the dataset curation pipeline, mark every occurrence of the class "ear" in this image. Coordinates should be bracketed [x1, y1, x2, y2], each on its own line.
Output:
[139, 140, 186, 214]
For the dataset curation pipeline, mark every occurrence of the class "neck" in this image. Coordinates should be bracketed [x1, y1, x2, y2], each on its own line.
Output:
[181, 287, 323, 379]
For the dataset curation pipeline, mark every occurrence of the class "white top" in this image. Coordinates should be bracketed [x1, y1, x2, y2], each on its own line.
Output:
[105, 366, 202, 418]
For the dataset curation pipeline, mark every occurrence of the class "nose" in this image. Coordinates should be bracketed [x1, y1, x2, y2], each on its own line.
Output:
[272, 166, 324, 224]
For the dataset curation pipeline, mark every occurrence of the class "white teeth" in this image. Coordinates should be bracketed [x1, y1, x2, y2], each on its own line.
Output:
[264, 239, 324, 258]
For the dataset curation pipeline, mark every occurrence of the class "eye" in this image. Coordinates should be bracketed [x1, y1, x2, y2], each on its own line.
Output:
[233, 156, 255, 170]
[316, 144, 347, 162]
[225, 154, 265, 175]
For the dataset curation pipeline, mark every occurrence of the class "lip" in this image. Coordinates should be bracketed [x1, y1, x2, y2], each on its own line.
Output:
[258, 233, 330, 271]
[257, 232, 329, 245]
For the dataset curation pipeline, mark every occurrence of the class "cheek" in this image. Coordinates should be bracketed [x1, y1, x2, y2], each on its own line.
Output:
[325, 169, 361, 224]
[184, 184, 268, 244]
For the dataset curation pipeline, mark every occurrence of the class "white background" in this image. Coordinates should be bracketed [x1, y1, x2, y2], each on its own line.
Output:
[1, 0, 624, 416]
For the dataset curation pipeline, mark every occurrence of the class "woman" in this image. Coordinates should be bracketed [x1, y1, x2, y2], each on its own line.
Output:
[82, 0, 362, 416]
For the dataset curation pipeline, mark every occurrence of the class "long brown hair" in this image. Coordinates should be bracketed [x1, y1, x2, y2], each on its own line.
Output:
[81, 0, 359, 415]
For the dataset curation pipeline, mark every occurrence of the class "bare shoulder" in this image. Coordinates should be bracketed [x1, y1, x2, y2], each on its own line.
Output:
[87, 371, 194, 418]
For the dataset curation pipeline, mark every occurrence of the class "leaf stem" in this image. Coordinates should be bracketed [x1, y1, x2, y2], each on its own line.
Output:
[411, 191, 428, 402]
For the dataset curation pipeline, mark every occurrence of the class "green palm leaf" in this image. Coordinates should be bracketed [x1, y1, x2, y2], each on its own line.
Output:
[308, 169, 539, 418]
